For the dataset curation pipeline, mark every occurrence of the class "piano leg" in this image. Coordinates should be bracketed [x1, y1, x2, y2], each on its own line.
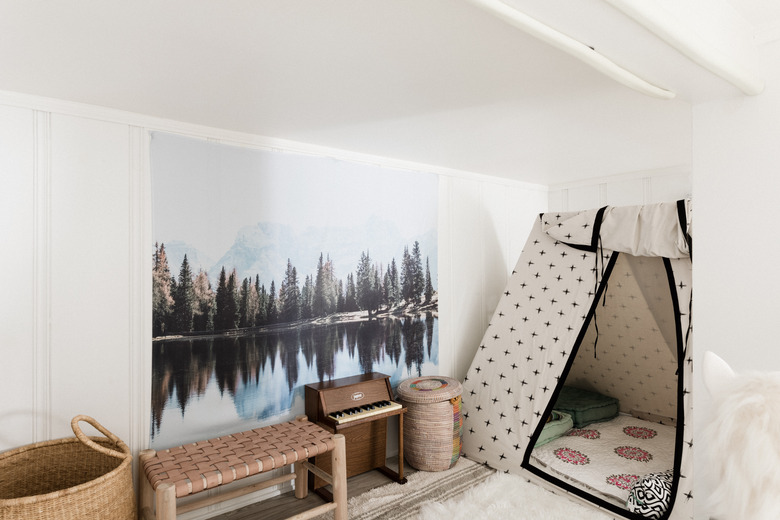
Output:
[377, 412, 407, 485]
[398, 412, 405, 482]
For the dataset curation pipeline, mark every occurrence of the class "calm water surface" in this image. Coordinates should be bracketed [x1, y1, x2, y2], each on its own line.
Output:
[151, 314, 438, 448]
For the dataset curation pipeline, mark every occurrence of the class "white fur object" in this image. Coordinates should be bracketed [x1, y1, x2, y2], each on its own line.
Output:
[703, 351, 735, 395]
[416, 472, 615, 520]
[702, 352, 780, 520]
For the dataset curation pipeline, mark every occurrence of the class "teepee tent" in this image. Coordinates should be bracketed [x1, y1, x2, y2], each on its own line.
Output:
[462, 201, 693, 520]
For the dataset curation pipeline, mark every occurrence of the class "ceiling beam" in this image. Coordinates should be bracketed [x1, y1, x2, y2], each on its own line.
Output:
[603, 0, 764, 96]
[464, 0, 676, 99]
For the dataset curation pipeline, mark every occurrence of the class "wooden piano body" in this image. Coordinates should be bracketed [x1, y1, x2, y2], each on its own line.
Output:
[305, 372, 406, 494]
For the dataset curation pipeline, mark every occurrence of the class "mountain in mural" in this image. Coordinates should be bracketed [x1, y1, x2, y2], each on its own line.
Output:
[162, 218, 437, 290]
[163, 240, 215, 276]
[207, 222, 297, 285]
[205, 217, 437, 288]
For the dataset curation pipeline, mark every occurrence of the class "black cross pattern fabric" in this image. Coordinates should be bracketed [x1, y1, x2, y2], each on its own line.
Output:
[461, 201, 693, 520]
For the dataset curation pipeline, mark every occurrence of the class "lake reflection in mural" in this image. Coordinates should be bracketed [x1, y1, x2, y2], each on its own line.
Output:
[151, 314, 437, 448]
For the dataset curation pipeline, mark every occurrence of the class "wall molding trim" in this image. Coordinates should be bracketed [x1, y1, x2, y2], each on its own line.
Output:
[548, 166, 691, 212]
[128, 126, 152, 457]
[32, 109, 52, 442]
[548, 164, 691, 192]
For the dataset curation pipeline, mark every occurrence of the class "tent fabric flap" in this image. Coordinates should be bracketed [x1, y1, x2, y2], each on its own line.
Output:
[543, 201, 691, 259]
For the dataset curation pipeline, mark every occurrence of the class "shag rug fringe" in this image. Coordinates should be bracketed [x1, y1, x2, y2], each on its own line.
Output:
[418, 471, 615, 520]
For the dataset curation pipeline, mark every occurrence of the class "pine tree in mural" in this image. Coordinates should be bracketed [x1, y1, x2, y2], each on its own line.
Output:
[214, 267, 239, 331]
[400, 246, 413, 304]
[323, 255, 338, 313]
[152, 243, 175, 337]
[192, 269, 215, 332]
[356, 251, 371, 313]
[225, 269, 239, 329]
[400, 241, 425, 304]
[245, 277, 260, 327]
[266, 280, 278, 323]
[313, 253, 339, 317]
[237, 276, 261, 328]
[392, 258, 401, 306]
[383, 257, 400, 308]
[356, 250, 382, 317]
[173, 255, 194, 333]
[372, 264, 383, 311]
[344, 273, 358, 312]
[279, 259, 301, 323]
[424, 257, 434, 304]
[336, 279, 345, 313]
[301, 275, 313, 320]
[411, 241, 424, 304]
[313, 253, 327, 317]
[214, 267, 228, 330]
[256, 278, 268, 325]
[238, 277, 250, 328]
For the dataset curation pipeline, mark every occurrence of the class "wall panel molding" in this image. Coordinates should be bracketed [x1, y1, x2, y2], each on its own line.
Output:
[129, 126, 152, 455]
[32, 110, 52, 442]
[598, 183, 608, 206]
[548, 165, 690, 192]
[548, 166, 691, 212]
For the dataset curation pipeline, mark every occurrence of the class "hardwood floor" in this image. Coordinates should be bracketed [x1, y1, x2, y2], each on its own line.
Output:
[214, 458, 413, 520]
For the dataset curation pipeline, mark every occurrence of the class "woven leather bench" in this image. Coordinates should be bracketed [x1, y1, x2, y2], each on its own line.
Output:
[138, 416, 346, 520]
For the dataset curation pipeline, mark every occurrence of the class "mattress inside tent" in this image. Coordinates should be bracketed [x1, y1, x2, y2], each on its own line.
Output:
[531, 414, 676, 508]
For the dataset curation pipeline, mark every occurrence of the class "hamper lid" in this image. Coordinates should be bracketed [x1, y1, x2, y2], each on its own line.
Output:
[397, 376, 462, 403]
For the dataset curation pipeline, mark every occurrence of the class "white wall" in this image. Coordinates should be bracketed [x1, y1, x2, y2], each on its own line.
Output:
[691, 38, 780, 518]
[0, 93, 547, 465]
[442, 177, 547, 380]
[0, 104, 149, 455]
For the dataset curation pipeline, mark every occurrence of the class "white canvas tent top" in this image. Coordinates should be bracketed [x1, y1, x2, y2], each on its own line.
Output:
[461, 201, 692, 520]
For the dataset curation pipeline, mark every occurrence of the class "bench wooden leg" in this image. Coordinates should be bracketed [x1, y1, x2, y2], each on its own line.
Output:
[155, 482, 177, 520]
[331, 434, 347, 520]
[295, 459, 309, 499]
[139, 449, 157, 520]
[294, 414, 310, 500]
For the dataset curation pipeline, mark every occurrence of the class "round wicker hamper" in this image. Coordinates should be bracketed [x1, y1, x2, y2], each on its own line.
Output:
[0, 415, 136, 520]
[397, 376, 463, 472]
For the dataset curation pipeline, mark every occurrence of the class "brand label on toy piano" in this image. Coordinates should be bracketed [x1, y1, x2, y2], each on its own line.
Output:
[351, 391, 364, 401]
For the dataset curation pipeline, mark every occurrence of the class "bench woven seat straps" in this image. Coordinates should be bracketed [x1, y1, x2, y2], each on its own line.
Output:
[142, 420, 336, 498]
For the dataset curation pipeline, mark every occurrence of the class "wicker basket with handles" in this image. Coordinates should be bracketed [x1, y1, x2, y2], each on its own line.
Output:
[0, 415, 135, 520]
[397, 376, 463, 471]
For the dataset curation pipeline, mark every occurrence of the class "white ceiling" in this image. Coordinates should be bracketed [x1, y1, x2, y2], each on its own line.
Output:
[0, 1, 776, 185]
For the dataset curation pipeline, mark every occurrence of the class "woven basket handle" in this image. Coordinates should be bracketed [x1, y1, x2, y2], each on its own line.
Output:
[71, 415, 129, 460]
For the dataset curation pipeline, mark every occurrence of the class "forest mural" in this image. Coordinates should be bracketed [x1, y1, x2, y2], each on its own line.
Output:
[151, 133, 439, 448]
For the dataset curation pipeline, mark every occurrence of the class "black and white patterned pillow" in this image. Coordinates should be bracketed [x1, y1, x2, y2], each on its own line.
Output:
[626, 470, 674, 519]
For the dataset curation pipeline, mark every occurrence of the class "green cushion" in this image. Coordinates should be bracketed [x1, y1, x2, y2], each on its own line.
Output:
[554, 386, 619, 428]
[535, 411, 573, 447]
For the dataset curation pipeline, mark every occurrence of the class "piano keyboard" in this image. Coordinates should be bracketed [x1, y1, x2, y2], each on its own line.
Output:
[327, 400, 403, 424]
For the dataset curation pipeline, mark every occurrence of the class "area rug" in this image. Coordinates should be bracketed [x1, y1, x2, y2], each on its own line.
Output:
[316, 457, 617, 520]
[315, 457, 494, 520]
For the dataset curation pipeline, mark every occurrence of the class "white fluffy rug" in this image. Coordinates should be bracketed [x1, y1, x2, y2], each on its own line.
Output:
[417, 471, 616, 520]
[315, 457, 617, 520]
